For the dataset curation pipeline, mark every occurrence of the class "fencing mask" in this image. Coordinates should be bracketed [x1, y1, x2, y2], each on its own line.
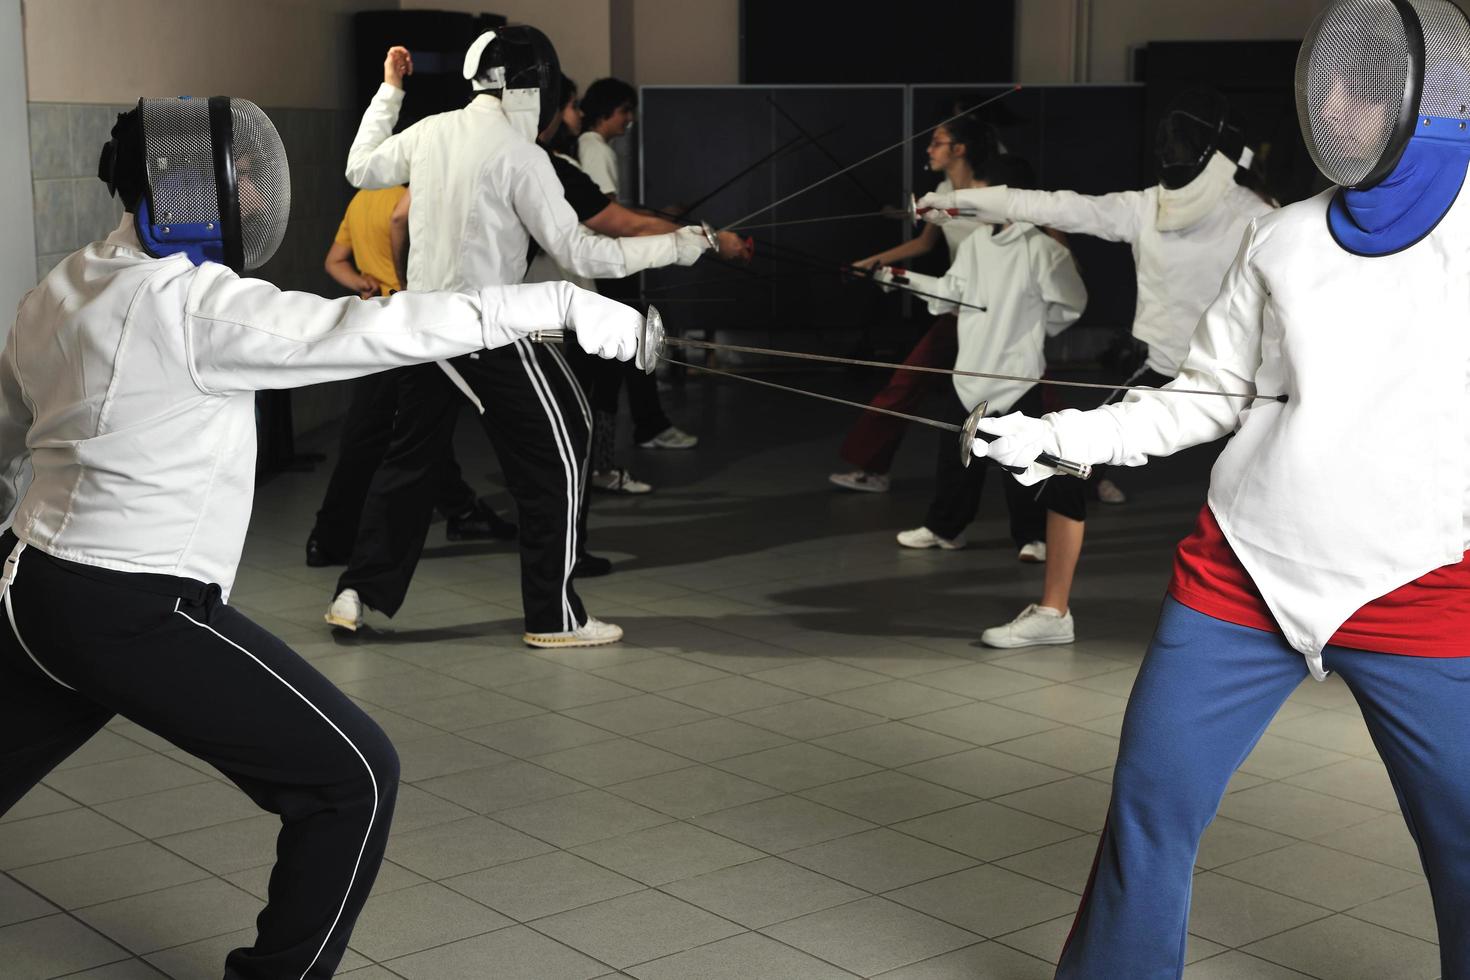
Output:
[1155, 88, 1246, 190]
[99, 96, 290, 273]
[463, 25, 561, 141]
[1298, 0, 1470, 254]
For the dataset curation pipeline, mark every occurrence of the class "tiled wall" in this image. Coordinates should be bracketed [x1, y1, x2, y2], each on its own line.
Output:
[27, 101, 361, 439]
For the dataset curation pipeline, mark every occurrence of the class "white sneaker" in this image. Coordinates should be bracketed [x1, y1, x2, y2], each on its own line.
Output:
[590, 468, 653, 495]
[639, 426, 699, 450]
[1096, 478, 1128, 505]
[524, 616, 624, 648]
[1018, 540, 1047, 563]
[829, 470, 891, 493]
[325, 589, 363, 631]
[981, 604, 1075, 648]
[897, 526, 967, 550]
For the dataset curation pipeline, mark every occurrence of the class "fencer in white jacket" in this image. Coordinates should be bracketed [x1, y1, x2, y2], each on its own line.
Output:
[977, 5, 1470, 976]
[0, 97, 645, 979]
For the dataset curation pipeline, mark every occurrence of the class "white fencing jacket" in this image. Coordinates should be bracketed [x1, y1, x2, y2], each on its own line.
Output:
[1044, 183, 1470, 677]
[907, 222, 1086, 414]
[346, 85, 677, 292]
[953, 183, 1272, 377]
[0, 218, 583, 598]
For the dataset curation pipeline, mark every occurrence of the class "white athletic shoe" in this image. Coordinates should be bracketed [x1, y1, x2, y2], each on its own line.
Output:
[524, 616, 625, 649]
[981, 604, 1075, 648]
[1096, 478, 1128, 505]
[897, 526, 967, 550]
[639, 426, 699, 450]
[1018, 540, 1047, 563]
[590, 468, 654, 495]
[829, 470, 891, 493]
[325, 588, 363, 631]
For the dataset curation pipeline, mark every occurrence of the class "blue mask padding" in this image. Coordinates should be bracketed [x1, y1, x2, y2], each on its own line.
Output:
[134, 197, 226, 267]
[1328, 116, 1470, 257]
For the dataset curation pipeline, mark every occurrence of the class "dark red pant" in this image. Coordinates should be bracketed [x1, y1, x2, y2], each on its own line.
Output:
[838, 314, 958, 474]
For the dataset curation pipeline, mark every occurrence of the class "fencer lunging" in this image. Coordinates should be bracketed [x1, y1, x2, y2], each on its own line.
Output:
[972, 2, 1470, 976]
[0, 97, 644, 980]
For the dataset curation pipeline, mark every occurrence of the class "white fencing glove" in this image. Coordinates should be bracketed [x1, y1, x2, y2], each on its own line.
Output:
[872, 265, 903, 293]
[918, 186, 1009, 224]
[973, 412, 1062, 486]
[481, 281, 643, 361]
[674, 226, 714, 266]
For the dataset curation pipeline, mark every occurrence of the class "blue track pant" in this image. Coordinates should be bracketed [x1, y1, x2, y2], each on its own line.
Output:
[1058, 597, 1470, 980]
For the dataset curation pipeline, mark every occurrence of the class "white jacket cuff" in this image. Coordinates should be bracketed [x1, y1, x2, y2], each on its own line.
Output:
[1047, 407, 1148, 468]
[618, 234, 680, 275]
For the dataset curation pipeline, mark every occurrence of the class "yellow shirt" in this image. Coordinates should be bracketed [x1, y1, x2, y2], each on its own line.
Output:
[333, 186, 407, 295]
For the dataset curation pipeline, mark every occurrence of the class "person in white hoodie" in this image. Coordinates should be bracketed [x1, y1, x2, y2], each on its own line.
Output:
[0, 97, 643, 980]
[887, 156, 1088, 610]
[972, 2, 1470, 976]
[919, 88, 1275, 507]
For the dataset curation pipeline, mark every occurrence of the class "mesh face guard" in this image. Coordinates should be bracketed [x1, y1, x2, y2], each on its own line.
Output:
[138, 97, 289, 271]
[1297, 0, 1470, 188]
[463, 25, 562, 134]
[1155, 89, 1236, 189]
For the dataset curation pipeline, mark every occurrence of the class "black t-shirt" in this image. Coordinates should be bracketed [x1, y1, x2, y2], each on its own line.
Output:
[528, 147, 612, 266]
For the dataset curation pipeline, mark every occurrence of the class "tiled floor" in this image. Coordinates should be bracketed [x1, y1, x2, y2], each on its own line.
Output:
[0, 373, 1440, 978]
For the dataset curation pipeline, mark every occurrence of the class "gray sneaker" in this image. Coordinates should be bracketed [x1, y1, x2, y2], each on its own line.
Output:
[980, 604, 1075, 648]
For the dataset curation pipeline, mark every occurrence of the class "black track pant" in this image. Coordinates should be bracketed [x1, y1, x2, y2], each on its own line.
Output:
[0, 533, 397, 980]
[924, 386, 1087, 543]
[311, 368, 477, 558]
[340, 342, 590, 634]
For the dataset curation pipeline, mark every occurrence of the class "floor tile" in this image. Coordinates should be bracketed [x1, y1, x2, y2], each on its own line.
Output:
[987, 649, 1132, 682]
[893, 801, 1081, 862]
[799, 771, 974, 825]
[1236, 734, 1355, 781]
[1346, 883, 1436, 942]
[77, 877, 263, 954]
[606, 765, 780, 817]
[693, 796, 875, 853]
[494, 790, 673, 848]
[628, 931, 860, 979]
[394, 733, 514, 782]
[993, 777, 1113, 832]
[901, 746, 1071, 798]
[1182, 950, 1317, 978]
[873, 940, 1054, 979]
[1216, 841, 1422, 912]
[762, 896, 978, 976]
[748, 660, 891, 696]
[825, 680, 972, 720]
[392, 689, 545, 732]
[989, 684, 1128, 723]
[94, 782, 259, 839]
[911, 663, 1055, 700]
[662, 676, 805, 714]
[0, 873, 57, 927]
[388, 816, 554, 879]
[497, 673, 643, 711]
[786, 828, 978, 892]
[907, 703, 1061, 746]
[1315, 813, 1424, 873]
[0, 913, 130, 979]
[532, 739, 693, 787]
[1218, 782, 1383, 838]
[1, 785, 78, 824]
[561, 694, 716, 735]
[416, 759, 588, 813]
[155, 814, 279, 875]
[663, 856, 866, 928]
[1186, 872, 1332, 947]
[991, 727, 1120, 774]
[42, 754, 212, 806]
[387, 923, 609, 980]
[994, 834, 1101, 894]
[1195, 817, 1295, 870]
[533, 890, 744, 969]
[591, 656, 733, 692]
[349, 881, 513, 961]
[731, 698, 887, 740]
[1282, 757, 1401, 811]
[811, 723, 972, 769]
[444, 851, 643, 921]
[11, 841, 210, 910]
[460, 713, 620, 758]
[634, 717, 794, 762]
[716, 743, 879, 792]
[0, 809, 141, 871]
[1242, 913, 1440, 979]
[888, 865, 1079, 937]
[571, 821, 763, 885]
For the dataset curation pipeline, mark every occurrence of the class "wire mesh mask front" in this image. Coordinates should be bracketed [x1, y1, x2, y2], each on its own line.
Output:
[1297, 0, 1470, 188]
[139, 98, 290, 270]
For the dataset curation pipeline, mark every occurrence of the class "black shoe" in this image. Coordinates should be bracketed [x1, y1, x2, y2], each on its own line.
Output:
[575, 553, 614, 577]
[306, 534, 347, 567]
[446, 500, 519, 542]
